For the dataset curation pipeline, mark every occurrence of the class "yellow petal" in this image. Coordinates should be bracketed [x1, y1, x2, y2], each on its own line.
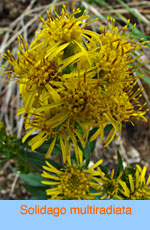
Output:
[104, 127, 117, 147]
[35, 102, 63, 113]
[129, 175, 134, 193]
[90, 127, 101, 142]
[89, 159, 103, 170]
[45, 137, 57, 158]
[119, 180, 130, 197]
[31, 135, 48, 150]
[45, 84, 61, 102]
[22, 128, 36, 143]
[42, 165, 61, 175]
[141, 166, 147, 184]
[41, 181, 60, 185]
[41, 171, 60, 180]
[59, 136, 67, 163]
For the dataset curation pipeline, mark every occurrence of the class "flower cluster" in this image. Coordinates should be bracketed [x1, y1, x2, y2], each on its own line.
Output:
[2, 5, 149, 200]
[41, 156, 150, 200]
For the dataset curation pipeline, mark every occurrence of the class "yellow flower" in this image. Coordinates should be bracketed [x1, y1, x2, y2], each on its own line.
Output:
[3, 38, 84, 91]
[3, 39, 89, 113]
[119, 165, 150, 200]
[21, 76, 147, 161]
[60, 77, 108, 122]
[2, 5, 98, 99]
[90, 82, 148, 147]
[92, 169, 123, 200]
[41, 158, 103, 200]
[108, 82, 148, 123]
[32, 5, 98, 50]
[21, 76, 116, 161]
[90, 17, 148, 83]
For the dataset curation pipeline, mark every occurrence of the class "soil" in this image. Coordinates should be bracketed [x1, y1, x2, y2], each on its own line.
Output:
[0, 160, 31, 200]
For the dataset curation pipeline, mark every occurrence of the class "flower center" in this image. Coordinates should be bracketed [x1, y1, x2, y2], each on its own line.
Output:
[131, 186, 150, 200]
[28, 59, 58, 87]
[103, 180, 118, 198]
[59, 166, 90, 199]
[62, 81, 103, 119]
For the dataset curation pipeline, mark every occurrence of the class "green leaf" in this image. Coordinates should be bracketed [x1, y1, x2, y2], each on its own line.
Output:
[95, 0, 111, 9]
[19, 172, 44, 187]
[88, 128, 99, 152]
[0, 157, 9, 162]
[22, 150, 60, 170]
[11, 134, 61, 171]
[104, 124, 113, 132]
[22, 184, 47, 200]
[10, 137, 28, 147]
[35, 142, 61, 156]
[78, 140, 91, 167]
[77, 125, 114, 167]
[16, 170, 50, 199]
[142, 76, 150, 84]
[99, 165, 109, 175]
[83, 141, 91, 167]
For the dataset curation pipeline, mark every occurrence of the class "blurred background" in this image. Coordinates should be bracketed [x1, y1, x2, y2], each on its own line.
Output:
[0, 0, 150, 199]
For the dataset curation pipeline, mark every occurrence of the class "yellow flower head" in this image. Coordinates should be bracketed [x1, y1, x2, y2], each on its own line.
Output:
[60, 77, 108, 121]
[119, 165, 150, 200]
[89, 82, 148, 147]
[3, 5, 97, 100]
[2, 36, 79, 97]
[91, 17, 148, 83]
[41, 159, 103, 200]
[32, 5, 98, 49]
[110, 83, 147, 123]
[95, 169, 123, 200]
